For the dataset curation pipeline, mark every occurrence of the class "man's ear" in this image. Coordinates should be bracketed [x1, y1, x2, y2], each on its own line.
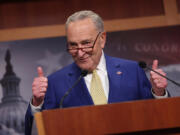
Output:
[100, 31, 106, 48]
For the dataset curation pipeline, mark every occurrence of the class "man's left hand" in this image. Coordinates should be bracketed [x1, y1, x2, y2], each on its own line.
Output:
[150, 59, 167, 96]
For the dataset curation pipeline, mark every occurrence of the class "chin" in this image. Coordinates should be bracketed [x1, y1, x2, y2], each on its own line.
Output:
[76, 58, 95, 71]
[78, 63, 92, 71]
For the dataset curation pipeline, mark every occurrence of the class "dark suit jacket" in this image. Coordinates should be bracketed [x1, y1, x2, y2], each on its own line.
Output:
[25, 55, 153, 135]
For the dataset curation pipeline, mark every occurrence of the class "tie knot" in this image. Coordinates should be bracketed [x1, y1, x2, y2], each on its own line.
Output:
[93, 69, 96, 73]
[92, 70, 98, 75]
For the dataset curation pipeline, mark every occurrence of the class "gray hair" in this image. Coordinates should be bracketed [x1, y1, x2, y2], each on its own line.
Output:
[65, 10, 104, 32]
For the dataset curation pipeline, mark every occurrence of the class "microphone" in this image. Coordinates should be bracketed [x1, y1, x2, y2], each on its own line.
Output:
[139, 61, 180, 87]
[59, 70, 88, 108]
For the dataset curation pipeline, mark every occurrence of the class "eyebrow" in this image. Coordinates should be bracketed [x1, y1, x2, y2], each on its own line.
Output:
[81, 39, 92, 44]
[68, 42, 77, 46]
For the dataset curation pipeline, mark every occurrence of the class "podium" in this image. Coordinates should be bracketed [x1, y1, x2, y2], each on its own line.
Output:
[35, 97, 180, 135]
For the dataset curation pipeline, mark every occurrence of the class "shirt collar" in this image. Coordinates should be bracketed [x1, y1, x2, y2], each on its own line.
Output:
[96, 51, 107, 73]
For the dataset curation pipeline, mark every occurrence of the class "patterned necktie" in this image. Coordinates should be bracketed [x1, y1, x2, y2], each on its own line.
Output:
[90, 70, 107, 105]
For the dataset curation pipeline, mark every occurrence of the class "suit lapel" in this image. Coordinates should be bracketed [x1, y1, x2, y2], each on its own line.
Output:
[67, 63, 94, 106]
[105, 55, 124, 103]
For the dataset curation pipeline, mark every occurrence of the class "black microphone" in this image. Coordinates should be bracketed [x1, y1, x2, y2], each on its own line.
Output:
[139, 61, 180, 87]
[59, 70, 88, 108]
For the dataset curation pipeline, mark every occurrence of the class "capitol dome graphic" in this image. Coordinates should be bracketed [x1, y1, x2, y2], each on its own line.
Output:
[0, 50, 28, 135]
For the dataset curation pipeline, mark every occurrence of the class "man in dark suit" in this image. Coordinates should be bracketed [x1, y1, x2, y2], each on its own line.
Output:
[25, 10, 168, 135]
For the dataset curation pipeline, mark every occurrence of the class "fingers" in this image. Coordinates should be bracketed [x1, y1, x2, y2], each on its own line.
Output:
[32, 77, 48, 91]
[32, 79, 48, 91]
[150, 69, 166, 79]
[33, 77, 48, 84]
[32, 67, 48, 106]
[32, 78, 48, 106]
[150, 60, 166, 86]
[152, 59, 158, 70]
[37, 66, 44, 77]
[150, 69, 167, 96]
[150, 60, 168, 96]
[150, 69, 166, 82]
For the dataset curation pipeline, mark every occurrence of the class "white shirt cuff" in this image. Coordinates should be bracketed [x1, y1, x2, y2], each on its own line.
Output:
[151, 89, 168, 99]
[30, 98, 44, 115]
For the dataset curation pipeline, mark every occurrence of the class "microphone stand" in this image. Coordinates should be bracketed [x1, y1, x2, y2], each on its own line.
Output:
[59, 70, 88, 108]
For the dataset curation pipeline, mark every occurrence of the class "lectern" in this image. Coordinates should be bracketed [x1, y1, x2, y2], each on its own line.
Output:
[35, 97, 180, 135]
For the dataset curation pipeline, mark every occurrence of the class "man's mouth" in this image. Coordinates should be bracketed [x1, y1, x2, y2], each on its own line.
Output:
[78, 56, 89, 62]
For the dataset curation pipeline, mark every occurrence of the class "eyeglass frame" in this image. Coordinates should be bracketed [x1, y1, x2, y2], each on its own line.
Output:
[67, 32, 102, 54]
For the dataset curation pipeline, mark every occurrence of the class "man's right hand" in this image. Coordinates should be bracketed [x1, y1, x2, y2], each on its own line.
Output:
[32, 67, 48, 106]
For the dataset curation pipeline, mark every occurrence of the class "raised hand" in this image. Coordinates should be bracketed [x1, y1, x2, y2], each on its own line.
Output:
[32, 67, 48, 106]
[150, 60, 167, 96]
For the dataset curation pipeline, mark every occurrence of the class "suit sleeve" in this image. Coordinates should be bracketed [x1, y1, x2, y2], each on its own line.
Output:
[25, 104, 34, 135]
[24, 77, 58, 135]
[137, 64, 154, 99]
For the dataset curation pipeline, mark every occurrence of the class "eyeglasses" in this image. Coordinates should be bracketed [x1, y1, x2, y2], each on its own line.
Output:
[67, 32, 101, 54]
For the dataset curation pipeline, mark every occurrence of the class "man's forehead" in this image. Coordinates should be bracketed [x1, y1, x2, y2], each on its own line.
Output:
[67, 31, 95, 43]
[66, 19, 98, 42]
[67, 18, 97, 31]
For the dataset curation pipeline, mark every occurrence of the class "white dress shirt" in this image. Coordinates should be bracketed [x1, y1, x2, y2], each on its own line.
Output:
[84, 51, 109, 99]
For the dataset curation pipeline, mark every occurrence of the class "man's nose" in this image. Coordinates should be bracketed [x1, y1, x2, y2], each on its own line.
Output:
[77, 48, 85, 57]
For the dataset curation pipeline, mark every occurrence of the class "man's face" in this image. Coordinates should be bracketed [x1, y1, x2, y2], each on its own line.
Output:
[66, 18, 106, 71]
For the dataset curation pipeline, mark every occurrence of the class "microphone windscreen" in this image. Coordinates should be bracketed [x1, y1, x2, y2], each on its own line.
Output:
[81, 70, 88, 77]
[138, 61, 147, 69]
